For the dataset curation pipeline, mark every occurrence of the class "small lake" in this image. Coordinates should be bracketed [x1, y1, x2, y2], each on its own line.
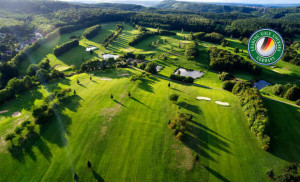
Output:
[102, 54, 120, 59]
[174, 68, 204, 79]
[253, 80, 271, 90]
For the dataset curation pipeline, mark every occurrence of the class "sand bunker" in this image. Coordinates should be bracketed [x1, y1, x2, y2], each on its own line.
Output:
[12, 111, 21, 117]
[99, 78, 112, 81]
[54, 64, 60, 68]
[215, 101, 230, 106]
[272, 69, 280, 73]
[0, 110, 8, 114]
[86, 46, 98, 52]
[196, 97, 211, 101]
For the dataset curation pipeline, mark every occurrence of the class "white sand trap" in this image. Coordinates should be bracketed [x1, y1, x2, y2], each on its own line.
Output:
[99, 78, 112, 81]
[54, 64, 60, 68]
[272, 69, 280, 73]
[119, 73, 129, 76]
[215, 101, 230, 106]
[12, 111, 21, 117]
[86, 46, 98, 52]
[0, 110, 8, 114]
[196, 97, 211, 101]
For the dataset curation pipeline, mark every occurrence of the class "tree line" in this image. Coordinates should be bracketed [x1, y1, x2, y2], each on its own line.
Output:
[209, 47, 262, 75]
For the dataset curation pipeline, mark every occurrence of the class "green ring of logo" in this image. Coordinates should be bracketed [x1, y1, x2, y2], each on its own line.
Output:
[248, 29, 285, 65]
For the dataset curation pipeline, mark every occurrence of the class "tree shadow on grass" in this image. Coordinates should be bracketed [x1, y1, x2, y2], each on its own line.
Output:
[92, 170, 105, 182]
[190, 120, 232, 142]
[8, 132, 52, 163]
[78, 83, 86, 88]
[171, 87, 184, 93]
[113, 99, 127, 108]
[203, 165, 230, 182]
[264, 99, 300, 163]
[176, 101, 202, 114]
[40, 106, 73, 148]
[130, 97, 151, 109]
[64, 95, 83, 112]
[182, 121, 231, 161]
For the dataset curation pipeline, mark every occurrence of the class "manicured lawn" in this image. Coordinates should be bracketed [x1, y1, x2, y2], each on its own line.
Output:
[18, 28, 87, 75]
[0, 68, 296, 182]
[1, 22, 300, 182]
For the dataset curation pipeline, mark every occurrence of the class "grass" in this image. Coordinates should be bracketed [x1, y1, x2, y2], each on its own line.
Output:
[0, 68, 295, 182]
[0, 22, 299, 182]
[18, 28, 87, 75]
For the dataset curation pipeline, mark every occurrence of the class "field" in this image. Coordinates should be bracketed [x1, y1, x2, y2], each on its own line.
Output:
[1, 22, 300, 182]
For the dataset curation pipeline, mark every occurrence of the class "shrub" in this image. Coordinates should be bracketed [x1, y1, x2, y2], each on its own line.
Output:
[272, 84, 284, 96]
[27, 64, 39, 76]
[218, 72, 234, 81]
[21, 121, 31, 127]
[170, 74, 194, 83]
[232, 81, 252, 95]
[139, 63, 147, 70]
[222, 80, 236, 91]
[32, 103, 54, 125]
[39, 58, 50, 70]
[5, 133, 15, 142]
[175, 132, 184, 141]
[50, 69, 65, 80]
[169, 94, 179, 101]
[185, 42, 199, 60]
[296, 99, 300, 106]
[168, 122, 176, 130]
[284, 86, 300, 101]
[145, 62, 157, 74]
[14, 126, 23, 135]
[234, 47, 239, 53]
[35, 69, 50, 83]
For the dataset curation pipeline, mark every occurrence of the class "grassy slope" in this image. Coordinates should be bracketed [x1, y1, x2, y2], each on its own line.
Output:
[0, 23, 299, 182]
[18, 22, 119, 75]
[0, 68, 294, 182]
[18, 28, 86, 75]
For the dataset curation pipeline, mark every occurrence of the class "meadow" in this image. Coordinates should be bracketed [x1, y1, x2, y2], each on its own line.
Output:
[0, 22, 299, 182]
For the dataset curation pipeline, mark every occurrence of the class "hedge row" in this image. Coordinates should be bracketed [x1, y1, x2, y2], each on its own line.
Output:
[83, 24, 102, 39]
[128, 29, 176, 46]
[232, 81, 271, 151]
[170, 74, 194, 83]
[102, 24, 123, 47]
[53, 39, 79, 57]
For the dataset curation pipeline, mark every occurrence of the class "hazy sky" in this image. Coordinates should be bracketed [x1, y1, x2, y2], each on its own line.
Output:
[60, 0, 300, 4]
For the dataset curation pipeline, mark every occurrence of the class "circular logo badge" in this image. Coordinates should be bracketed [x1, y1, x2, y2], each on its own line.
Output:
[248, 29, 284, 65]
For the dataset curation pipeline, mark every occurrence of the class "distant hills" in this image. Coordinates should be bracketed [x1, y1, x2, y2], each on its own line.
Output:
[155, 0, 258, 13]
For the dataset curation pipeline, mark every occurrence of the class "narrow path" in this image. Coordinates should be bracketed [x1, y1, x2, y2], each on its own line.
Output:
[262, 96, 300, 108]
[131, 66, 300, 108]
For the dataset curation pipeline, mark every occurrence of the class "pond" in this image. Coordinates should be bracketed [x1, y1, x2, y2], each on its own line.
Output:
[174, 68, 204, 79]
[253, 80, 271, 90]
[102, 54, 120, 59]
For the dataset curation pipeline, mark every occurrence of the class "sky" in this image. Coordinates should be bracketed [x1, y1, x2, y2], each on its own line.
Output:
[60, 0, 300, 4]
